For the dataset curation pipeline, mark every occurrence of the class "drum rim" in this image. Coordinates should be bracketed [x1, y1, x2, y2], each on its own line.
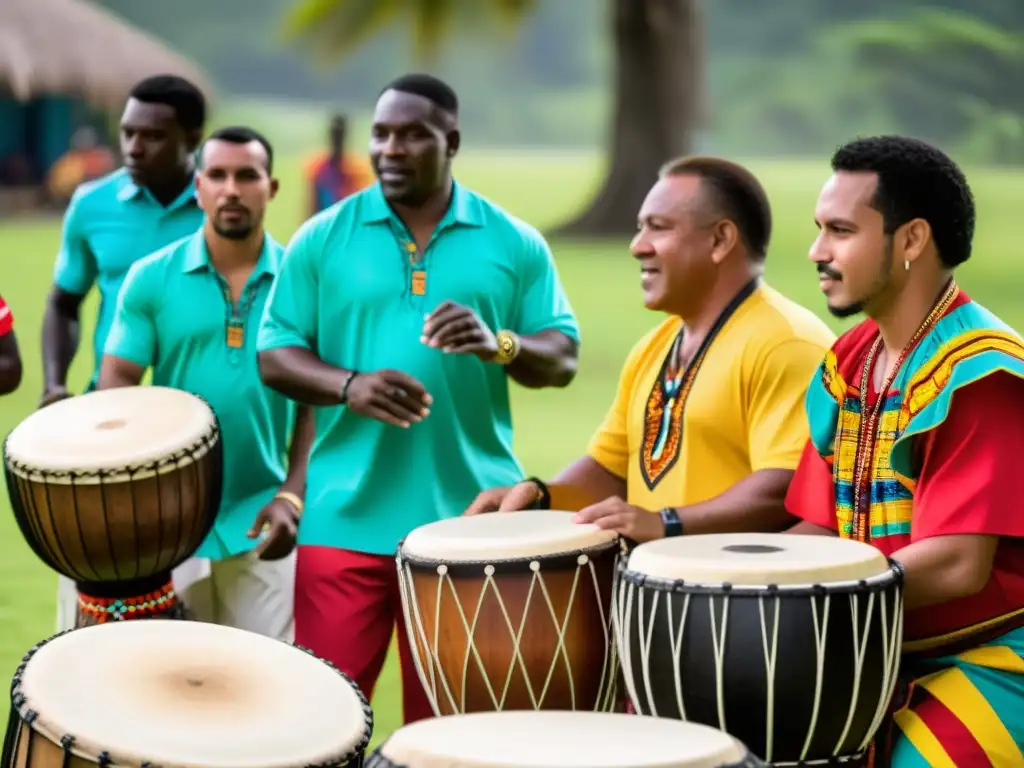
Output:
[5, 630, 375, 768]
[616, 557, 905, 596]
[397, 536, 622, 571]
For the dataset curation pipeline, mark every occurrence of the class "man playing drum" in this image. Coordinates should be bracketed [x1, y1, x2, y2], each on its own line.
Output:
[0, 294, 22, 395]
[786, 135, 1024, 766]
[39, 75, 209, 632]
[100, 127, 314, 642]
[467, 157, 834, 542]
[257, 74, 580, 722]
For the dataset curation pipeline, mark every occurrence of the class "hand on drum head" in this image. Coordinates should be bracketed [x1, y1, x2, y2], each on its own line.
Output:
[464, 480, 542, 515]
[248, 496, 299, 560]
[347, 369, 432, 428]
[574, 497, 664, 543]
[38, 386, 71, 409]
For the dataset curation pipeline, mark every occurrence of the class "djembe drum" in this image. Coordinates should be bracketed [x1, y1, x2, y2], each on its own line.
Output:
[3, 386, 222, 626]
[2, 621, 374, 768]
[614, 533, 904, 767]
[367, 711, 767, 767]
[397, 510, 623, 714]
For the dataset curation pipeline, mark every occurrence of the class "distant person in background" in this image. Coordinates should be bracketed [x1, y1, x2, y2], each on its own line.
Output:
[100, 127, 313, 641]
[0, 295, 23, 395]
[39, 73, 208, 632]
[304, 114, 373, 216]
[47, 127, 117, 206]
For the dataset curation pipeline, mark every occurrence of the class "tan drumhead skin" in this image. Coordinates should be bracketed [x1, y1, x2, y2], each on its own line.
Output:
[626, 533, 890, 585]
[379, 711, 747, 768]
[4, 386, 216, 483]
[400, 510, 618, 562]
[16, 622, 370, 768]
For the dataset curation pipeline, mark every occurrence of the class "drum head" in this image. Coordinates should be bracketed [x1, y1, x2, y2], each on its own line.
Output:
[400, 510, 618, 563]
[4, 386, 216, 481]
[626, 533, 889, 586]
[376, 711, 748, 767]
[14, 622, 371, 767]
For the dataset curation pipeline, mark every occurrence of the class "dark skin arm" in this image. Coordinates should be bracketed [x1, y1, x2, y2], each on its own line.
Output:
[41, 285, 87, 404]
[98, 355, 145, 389]
[0, 331, 23, 395]
[894, 535, 998, 610]
[258, 347, 348, 406]
[279, 405, 315, 497]
[465, 456, 626, 515]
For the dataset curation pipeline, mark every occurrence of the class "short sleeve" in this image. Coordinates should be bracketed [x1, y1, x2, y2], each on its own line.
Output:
[912, 372, 1024, 540]
[586, 337, 650, 480]
[510, 226, 580, 342]
[53, 190, 97, 295]
[0, 296, 13, 336]
[784, 439, 838, 529]
[104, 260, 157, 368]
[748, 339, 827, 471]
[257, 220, 322, 353]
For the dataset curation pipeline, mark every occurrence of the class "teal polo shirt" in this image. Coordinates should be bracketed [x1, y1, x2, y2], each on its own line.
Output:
[104, 230, 297, 560]
[257, 181, 580, 555]
[53, 167, 204, 390]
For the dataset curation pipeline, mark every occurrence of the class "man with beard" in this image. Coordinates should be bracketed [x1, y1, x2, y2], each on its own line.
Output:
[99, 127, 314, 640]
[467, 156, 835, 544]
[786, 136, 1024, 766]
[41, 74, 208, 632]
[256, 73, 580, 723]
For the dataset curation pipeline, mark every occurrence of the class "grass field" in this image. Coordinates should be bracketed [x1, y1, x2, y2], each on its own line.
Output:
[1, 151, 1022, 747]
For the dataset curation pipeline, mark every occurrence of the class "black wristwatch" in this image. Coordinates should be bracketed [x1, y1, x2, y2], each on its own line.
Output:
[525, 476, 551, 510]
[659, 507, 684, 537]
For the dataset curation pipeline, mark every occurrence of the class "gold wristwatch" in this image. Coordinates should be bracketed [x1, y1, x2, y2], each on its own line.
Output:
[493, 330, 521, 365]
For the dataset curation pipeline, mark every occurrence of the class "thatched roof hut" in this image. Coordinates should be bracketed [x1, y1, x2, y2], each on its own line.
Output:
[0, 0, 213, 109]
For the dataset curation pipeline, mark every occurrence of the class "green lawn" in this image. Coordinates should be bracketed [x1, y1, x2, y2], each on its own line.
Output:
[1, 151, 1022, 747]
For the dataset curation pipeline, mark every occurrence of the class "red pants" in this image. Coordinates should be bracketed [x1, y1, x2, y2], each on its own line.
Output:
[294, 545, 434, 724]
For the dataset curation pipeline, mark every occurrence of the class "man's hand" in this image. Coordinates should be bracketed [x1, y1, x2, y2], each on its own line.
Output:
[346, 369, 432, 428]
[573, 497, 664, 543]
[39, 386, 71, 409]
[465, 481, 542, 515]
[248, 496, 299, 561]
[421, 301, 498, 361]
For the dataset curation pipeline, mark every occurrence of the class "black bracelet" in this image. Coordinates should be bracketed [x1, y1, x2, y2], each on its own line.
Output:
[525, 476, 551, 510]
[659, 507, 684, 537]
[340, 371, 358, 404]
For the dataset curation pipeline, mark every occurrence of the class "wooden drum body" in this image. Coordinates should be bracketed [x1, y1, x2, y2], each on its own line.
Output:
[367, 711, 768, 768]
[3, 621, 373, 768]
[3, 387, 222, 625]
[397, 510, 623, 714]
[614, 534, 904, 767]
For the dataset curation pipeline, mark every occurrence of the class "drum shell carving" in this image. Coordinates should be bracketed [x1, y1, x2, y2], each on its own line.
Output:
[398, 541, 622, 715]
[614, 562, 904, 766]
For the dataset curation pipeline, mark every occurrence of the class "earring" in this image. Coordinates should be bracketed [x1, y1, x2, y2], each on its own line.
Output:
[904, 260, 910, 271]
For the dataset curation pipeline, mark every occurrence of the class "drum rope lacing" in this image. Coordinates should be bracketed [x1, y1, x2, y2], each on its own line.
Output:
[397, 546, 620, 714]
[614, 567, 904, 766]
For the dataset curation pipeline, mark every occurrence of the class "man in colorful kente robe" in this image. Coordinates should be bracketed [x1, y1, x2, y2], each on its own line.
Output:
[786, 135, 1024, 767]
[467, 156, 835, 542]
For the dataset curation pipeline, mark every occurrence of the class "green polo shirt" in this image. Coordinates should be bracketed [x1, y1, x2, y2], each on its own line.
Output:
[104, 230, 296, 560]
[257, 181, 580, 555]
[54, 167, 205, 390]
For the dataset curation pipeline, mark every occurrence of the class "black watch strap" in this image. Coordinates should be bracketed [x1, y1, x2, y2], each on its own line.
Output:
[659, 507, 684, 537]
[525, 476, 551, 510]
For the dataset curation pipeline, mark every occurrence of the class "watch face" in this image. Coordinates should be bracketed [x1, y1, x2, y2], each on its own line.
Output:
[500, 336, 514, 354]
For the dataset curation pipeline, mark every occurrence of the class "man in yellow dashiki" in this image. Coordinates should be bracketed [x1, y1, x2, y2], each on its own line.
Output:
[786, 135, 1024, 766]
[466, 156, 835, 541]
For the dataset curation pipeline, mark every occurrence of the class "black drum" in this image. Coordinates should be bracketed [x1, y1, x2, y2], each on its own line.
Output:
[614, 533, 904, 767]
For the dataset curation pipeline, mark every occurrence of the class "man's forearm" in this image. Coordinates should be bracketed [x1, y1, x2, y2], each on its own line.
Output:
[258, 347, 353, 406]
[506, 329, 578, 389]
[41, 296, 81, 391]
[281, 405, 315, 496]
[894, 535, 998, 610]
[675, 469, 796, 535]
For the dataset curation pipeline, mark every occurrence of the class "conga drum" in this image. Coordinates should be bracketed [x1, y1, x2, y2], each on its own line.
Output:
[2, 621, 373, 767]
[367, 711, 767, 767]
[614, 533, 904, 767]
[397, 510, 623, 714]
[3, 386, 222, 626]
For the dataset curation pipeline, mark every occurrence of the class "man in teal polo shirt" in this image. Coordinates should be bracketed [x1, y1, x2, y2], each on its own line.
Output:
[40, 75, 209, 631]
[257, 74, 580, 723]
[100, 127, 314, 641]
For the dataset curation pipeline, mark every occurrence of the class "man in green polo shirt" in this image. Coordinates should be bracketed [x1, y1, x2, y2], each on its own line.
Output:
[40, 75, 209, 631]
[257, 73, 580, 722]
[100, 127, 313, 641]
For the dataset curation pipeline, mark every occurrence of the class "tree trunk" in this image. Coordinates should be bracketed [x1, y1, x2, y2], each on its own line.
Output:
[551, 0, 703, 238]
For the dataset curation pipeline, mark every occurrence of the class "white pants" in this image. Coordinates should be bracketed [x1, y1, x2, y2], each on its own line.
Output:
[55, 550, 295, 642]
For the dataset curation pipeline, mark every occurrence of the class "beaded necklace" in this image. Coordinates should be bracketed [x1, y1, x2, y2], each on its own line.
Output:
[849, 279, 959, 541]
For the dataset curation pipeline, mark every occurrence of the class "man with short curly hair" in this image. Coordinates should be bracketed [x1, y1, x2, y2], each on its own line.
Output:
[787, 135, 1024, 766]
